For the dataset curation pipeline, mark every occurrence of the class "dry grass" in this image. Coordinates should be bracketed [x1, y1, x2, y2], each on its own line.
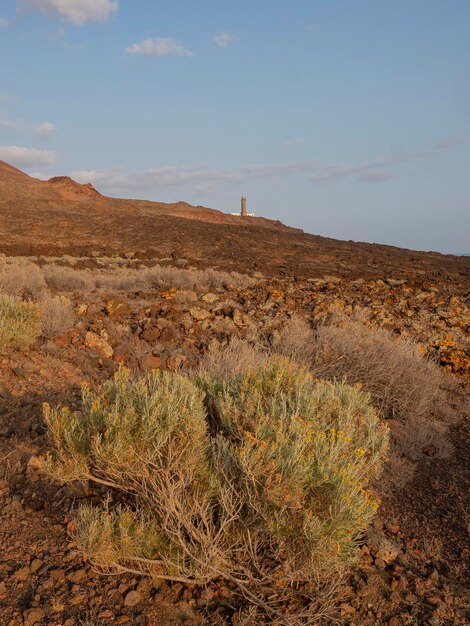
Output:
[0, 293, 41, 354]
[0, 258, 74, 341]
[44, 265, 95, 292]
[41, 363, 388, 623]
[273, 315, 453, 481]
[95, 265, 255, 292]
[172, 289, 198, 303]
[0, 257, 256, 299]
[201, 315, 453, 484]
[198, 336, 269, 377]
[311, 318, 446, 422]
[272, 315, 317, 363]
[0, 257, 45, 297]
[309, 317, 451, 462]
[43, 263, 255, 294]
[39, 293, 75, 338]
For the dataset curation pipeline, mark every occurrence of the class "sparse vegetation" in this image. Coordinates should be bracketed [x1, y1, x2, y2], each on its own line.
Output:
[0, 137, 467, 625]
[310, 317, 447, 424]
[44, 265, 95, 292]
[1, 256, 256, 296]
[0, 257, 45, 297]
[41, 361, 388, 620]
[42, 261, 255, 293]
[0, 259, 75, 341]
[273, 314, 317, 363]
[39, 293, 75, 338]
[275, 315, 453, 474]
[203, 315, 452, 486]
[198, 335, 268, 377]
[94, 264, 255, 292]
[0, 293, 41, 354]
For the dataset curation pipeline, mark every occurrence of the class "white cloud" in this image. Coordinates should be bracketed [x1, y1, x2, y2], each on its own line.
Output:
[0, 18, 9, 27]
[67, 135, 467, 196]
[282, 138, 306, 147]
[431, 136, 467, 150]
[70, 162, 309, 193]
[125, 37, 193, 58]
[213, 31, 236, 48]
[308, 135, 468, 183]
[0, 115, 57, 137]
[29, 171, 49, 180]
[0, 94, 15, 103]
[20, 0, 118, 25]
[0, 146, 57, 167]
[34, 121, 56, 139]
[356, 171, 394, 184]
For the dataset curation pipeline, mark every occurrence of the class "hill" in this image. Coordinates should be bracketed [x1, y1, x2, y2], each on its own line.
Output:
[1, 160, 469, 284]
[0, 160, 469, 624]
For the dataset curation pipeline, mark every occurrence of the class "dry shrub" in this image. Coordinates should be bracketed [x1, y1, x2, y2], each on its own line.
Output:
[39, 264, 255, 293]
[94, 271, 138, 291]
[40, 263, 255, 294]
[383, 455, 416, 491]
[198, 336, 268, 377]
[44, 265, 94, 292]
[39, 293, 74, 338]
[141, 265, 198, 290]
[273, 315, 453, 479]
[41, 362, 388, 623]
[310, 318, 450, 460]
[273, 315, 316, 363]
[311, 318, 445, 421]
[196, 315, 452, 496]
[172, 289, 198, 303]
[0, 293, 41, 354]
[113, 265, 254, 292]
[0, 257, 45, 297]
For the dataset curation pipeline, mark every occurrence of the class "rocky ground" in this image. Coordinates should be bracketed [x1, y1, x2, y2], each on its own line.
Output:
[0, 255, 469, 625]
[2, 159, 470, 285]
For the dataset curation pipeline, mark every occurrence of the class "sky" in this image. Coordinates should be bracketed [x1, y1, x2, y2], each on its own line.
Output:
[0, 1, 469, 254]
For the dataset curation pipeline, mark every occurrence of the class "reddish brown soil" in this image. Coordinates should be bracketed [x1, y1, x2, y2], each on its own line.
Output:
[1, 161, 469, 284]
[0, 161, 469, 625]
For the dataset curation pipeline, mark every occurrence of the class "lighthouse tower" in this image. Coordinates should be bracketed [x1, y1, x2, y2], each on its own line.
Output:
[230, 196, 254, 217]
[241, 195, 247, 217]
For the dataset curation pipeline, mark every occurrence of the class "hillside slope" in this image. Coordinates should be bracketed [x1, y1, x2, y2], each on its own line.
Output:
[1, 160, 469, 285]
[0, 161, 469, 625]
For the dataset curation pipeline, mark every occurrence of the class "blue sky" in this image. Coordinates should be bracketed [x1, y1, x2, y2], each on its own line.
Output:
[0, 1, 469, 253]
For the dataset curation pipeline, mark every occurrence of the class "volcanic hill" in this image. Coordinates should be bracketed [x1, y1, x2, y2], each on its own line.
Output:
[0, 160, 469, 625]
[1, 160, 469, 283]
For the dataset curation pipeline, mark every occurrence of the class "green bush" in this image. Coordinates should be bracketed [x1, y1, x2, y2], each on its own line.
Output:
[200, 360, 388, 575]
[42, 360, 389, 618]
[0, 292, 41, 354]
